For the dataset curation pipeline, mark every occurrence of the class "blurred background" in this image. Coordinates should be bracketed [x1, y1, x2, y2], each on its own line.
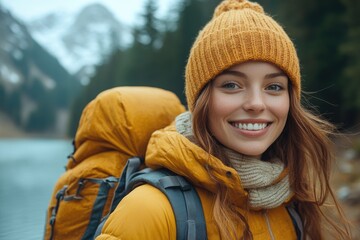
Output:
[0, 0, 359, 239]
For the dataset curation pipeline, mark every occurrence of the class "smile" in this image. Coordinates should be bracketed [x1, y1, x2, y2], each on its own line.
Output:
[230, 122, 269, 131]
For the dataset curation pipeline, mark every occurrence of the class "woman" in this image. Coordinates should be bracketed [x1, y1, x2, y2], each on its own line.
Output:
[97, 0, 351, 239]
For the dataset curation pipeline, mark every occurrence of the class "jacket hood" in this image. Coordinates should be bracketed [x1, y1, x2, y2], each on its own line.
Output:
[146, 124, 248, 206]
[68, 87, 185, 169]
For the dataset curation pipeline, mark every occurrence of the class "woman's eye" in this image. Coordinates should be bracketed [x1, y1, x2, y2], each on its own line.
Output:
[222, 82, 239, 89]
[266, 84, 283, 91]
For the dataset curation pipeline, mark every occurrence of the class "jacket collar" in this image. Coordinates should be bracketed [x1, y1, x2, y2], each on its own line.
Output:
[146, 123, 248, 207]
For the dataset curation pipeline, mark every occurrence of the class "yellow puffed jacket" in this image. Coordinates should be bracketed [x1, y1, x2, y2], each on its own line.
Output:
[97, 125, 298, 239]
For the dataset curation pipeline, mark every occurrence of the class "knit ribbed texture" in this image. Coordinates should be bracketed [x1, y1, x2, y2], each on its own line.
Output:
[225, 148, 292, 209]
[185, 0, 300, 111]
[175, 111, 194, 140]
[175, 111, 293, 209]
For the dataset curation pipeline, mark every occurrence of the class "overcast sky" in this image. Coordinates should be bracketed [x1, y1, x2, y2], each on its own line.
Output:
[0, 0, 173, 25]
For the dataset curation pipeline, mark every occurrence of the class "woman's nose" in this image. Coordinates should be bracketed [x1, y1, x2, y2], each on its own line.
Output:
[243, 90, 266, 112]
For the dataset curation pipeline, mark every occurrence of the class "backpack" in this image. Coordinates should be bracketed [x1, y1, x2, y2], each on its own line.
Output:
[44, 86, 206, 239]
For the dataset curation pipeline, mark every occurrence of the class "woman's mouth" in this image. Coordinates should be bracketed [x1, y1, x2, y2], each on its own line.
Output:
[230, 122, 270, 131]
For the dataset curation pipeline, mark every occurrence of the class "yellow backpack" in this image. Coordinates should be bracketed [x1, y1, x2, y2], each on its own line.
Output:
[44, 87, 185, 239]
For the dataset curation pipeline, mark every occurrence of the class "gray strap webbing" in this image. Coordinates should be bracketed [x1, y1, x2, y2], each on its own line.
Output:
[159, 175, 207, 240]
[287, 203, 304, 240]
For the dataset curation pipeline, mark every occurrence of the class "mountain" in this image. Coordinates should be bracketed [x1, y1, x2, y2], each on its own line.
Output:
[0, 4, 81, 136]
[27, 3, 125, 85]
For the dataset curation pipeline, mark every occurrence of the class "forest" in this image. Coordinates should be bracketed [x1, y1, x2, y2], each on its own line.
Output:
[68, 0, 360, 136]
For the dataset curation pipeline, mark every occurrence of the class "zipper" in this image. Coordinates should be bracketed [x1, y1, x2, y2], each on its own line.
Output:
[264, 210, 275, 240]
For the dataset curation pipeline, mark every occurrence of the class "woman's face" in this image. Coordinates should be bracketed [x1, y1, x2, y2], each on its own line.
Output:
[208, 61, 290, 158]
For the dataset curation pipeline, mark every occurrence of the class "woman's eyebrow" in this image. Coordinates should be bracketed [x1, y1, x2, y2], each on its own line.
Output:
[220, 70, 287, 79]
[220, 70, 248, 78]
[264, 72, 287, 79]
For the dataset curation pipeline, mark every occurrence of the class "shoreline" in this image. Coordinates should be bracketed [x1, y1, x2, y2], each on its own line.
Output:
[0, 112, 71, 139]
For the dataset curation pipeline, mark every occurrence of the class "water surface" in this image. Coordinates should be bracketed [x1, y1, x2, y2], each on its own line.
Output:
[0, 139, 72, 240]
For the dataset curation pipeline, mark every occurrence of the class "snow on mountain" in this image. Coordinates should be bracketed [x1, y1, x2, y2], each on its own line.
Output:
[0, 4, 81, 134]
[27, 3, 125, 85]
[0, 6, 28, 87]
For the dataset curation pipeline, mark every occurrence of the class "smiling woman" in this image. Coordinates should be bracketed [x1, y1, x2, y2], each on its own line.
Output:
[208, 62, 290, 159]
[96, 0, 352, 240]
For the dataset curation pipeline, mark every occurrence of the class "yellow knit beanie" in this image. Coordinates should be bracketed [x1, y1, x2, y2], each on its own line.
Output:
[185, 0, 301, 111]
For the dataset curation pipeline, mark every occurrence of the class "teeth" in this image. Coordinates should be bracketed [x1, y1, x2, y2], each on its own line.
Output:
[233, 123, 268, 131]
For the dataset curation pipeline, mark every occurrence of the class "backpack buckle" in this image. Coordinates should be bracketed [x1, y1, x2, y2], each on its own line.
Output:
[159, 175, 191, 191]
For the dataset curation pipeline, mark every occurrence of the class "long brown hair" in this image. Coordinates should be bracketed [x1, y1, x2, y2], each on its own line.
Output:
[192, 80, 352, 239]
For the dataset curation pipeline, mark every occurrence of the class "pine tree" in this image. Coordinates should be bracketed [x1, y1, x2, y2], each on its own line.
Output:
[276, 0, 348, 125]
[340, 0, 360, 125]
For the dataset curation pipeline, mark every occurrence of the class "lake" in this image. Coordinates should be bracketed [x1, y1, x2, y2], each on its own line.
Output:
[0, 139, 73, 240]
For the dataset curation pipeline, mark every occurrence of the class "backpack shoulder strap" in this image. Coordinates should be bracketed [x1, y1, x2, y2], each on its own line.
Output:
[94, 157, 144, 238]
[286, 202, 304, 240]
[129, 168, 207, 240]
[97, 157, 207, 240]
[109, 156, 144, 213]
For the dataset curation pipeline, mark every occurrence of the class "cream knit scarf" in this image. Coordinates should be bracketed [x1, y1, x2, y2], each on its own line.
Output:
[175, 111, 293, 209]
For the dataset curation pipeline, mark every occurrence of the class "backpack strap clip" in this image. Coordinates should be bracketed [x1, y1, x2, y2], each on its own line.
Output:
[49, 185, 68, 240]
[159, 175, 191, 191]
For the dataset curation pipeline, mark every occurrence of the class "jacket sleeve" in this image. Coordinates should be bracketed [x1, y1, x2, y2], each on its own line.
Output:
[96, 184, 177, 240]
